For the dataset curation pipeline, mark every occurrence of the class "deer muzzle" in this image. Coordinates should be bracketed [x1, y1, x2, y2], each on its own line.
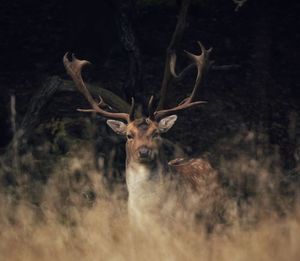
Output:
[137, 146, 153, 161]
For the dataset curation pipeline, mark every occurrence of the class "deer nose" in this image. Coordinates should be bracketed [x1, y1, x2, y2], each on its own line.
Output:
[138, 146, 151, 158]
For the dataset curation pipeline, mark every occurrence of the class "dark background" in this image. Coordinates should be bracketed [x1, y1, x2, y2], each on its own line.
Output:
[0, 0, 299, 172]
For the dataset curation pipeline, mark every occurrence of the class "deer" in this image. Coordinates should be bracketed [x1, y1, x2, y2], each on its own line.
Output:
[61, 0, 235, 230]
[62, 41, 228, 228]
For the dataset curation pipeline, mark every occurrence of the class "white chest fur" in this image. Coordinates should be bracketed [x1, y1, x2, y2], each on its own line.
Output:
[126, 163, 166, 225]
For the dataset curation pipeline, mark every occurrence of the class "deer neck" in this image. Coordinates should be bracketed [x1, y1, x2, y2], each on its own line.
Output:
[125, 152, 168, 220]
[126, 157, 167, 196]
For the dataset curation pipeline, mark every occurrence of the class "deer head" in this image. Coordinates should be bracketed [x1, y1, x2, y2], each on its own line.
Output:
[63, 42, 212, 166]
[107, 115, 177, 164]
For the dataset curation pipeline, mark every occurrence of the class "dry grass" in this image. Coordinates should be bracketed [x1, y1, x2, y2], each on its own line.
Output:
[0, 131, 299, 261]
[0, 192, 299, 261]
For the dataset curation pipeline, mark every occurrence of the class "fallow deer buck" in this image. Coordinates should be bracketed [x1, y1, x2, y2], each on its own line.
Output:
[63, 41, 225, 227]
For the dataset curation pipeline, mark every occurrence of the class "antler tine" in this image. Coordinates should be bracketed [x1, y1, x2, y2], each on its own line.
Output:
[170, 52, 195, 80]
[129, 97, 135, 122]
[63, 52, 131, 122]
[184, 41, 213, 103]
[147, 95, 155, 120]
[154, 41, 212, 121]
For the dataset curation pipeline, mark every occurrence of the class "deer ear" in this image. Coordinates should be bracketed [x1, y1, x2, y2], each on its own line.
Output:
[106, 120, 127, 135]
[158, 115, 177, 133]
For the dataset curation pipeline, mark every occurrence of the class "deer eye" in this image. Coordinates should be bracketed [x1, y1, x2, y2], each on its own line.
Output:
[152, 132, 159, 139]
[127, 134, 134, 140]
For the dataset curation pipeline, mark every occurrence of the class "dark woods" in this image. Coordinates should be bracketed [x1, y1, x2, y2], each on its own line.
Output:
[0, 0, 299, 177]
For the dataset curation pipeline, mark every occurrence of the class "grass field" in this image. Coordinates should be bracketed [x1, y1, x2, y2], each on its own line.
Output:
[0, 130, 299, 261]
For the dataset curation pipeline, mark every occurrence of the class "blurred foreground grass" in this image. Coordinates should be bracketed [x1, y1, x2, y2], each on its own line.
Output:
[0, 121, 299, 261]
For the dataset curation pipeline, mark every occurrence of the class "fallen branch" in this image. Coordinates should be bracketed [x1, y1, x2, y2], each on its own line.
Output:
[3, 76, 131, 154]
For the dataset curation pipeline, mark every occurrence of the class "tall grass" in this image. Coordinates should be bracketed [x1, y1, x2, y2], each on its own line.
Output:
[0, 127, 299, 261]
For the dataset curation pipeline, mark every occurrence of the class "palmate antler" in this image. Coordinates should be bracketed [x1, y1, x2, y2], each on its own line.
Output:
[149, 41, 213, 121]
[63, 53, 135, 123]
[63, 44, 211, 124]
[63, 0, 212, 124]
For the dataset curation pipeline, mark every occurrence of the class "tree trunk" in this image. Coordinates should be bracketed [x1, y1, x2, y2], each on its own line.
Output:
[106, 0, 143, 101]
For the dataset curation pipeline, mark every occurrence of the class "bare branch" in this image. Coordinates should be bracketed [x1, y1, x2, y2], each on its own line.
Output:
[232, 0, 248, 12]
[157, 0, 191, 110]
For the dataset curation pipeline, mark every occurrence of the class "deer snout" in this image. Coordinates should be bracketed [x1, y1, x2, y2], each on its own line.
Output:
[138, 146, 152, 159]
